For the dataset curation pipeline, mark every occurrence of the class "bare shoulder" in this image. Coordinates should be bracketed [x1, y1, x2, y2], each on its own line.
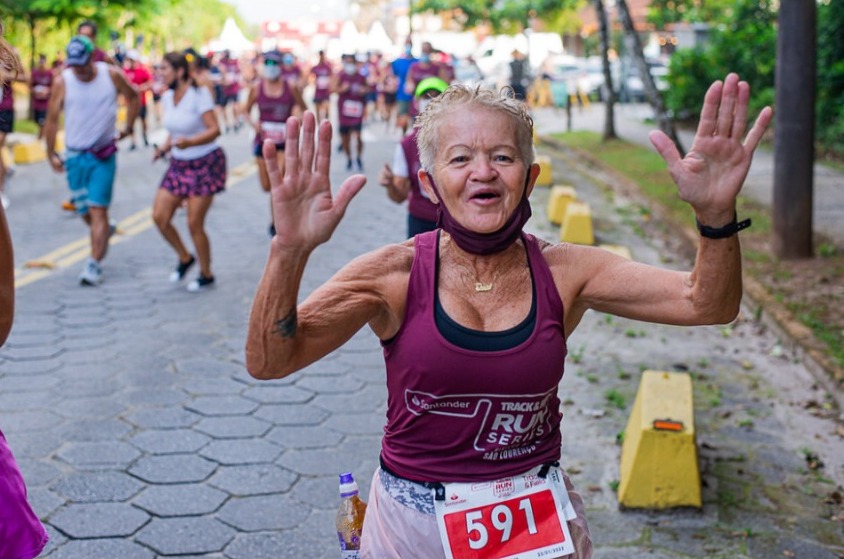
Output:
[336, 239, 415, 284]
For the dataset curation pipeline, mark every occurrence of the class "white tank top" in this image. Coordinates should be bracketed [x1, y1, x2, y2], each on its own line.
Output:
[62, 62, 117, 151]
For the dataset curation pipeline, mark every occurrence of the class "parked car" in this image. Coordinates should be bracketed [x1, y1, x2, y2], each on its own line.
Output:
[622, 59, 669, 102]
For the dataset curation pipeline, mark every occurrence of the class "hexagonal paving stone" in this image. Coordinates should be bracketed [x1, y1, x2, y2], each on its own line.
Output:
[49, 502, 150, 538]
[60, 419, 133, 442]
[53, 396, 127, 419]
[172, 357, 244, 377]
[312, 385, 387, 413]
[0, 372, 60, 391]
[179, 376, 248, 396]
[194, 416, 272, 439]
[253, 403, 329, 426]
[0, 390, 54, 411]
[15, 459, 62, 487]
[57, 441, 141, 468]
[184, 395, 259, 416]
[218, 494, 310, 532]
[51, 471, 144, 502]
[45, 538, 155, 559]
[129, 429, 211, 454]
[124, 406, 202, 429]
[0, 344, 63, 361]
[26, 486, 65, 517]
[277, 447, 359, 477]
[135, 517, 235, 555]
[224, 531, 331, 559]
[133, 483, 228, 516]
[242, 384, 315, 404]
[0, 410, 63, 433]
[207, 464, 298, 496]
[199, 439, 282, 466]
[265, 425, 345, 450]
[294, 374, 365, 394]
[129, 454, 218, 483]
[324, 411, 388, 435]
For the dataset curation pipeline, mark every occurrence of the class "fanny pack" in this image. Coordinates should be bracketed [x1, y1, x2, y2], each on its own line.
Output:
[88, 141, 117, 161]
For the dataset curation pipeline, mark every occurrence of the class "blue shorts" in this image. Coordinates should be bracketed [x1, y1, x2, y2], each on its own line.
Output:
[65, 151, 116, 215]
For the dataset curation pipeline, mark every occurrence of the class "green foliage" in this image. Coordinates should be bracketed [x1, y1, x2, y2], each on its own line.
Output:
[661, 0, 776, 121]
[647, 0, 734, 29]
[1, 0, 244, 68]
[816, 0, 844, 155]
[413, 0, 580, 34]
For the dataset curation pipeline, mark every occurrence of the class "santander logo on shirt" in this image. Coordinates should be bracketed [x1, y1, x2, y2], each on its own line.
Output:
[405, 389, 556, 460]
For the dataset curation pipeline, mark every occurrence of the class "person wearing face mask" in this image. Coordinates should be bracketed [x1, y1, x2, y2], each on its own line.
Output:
[151, 51, 225, 292]
[378, 77, 447, 237]
[246, 77, 771, 557]
[390, 38, 417, 135]
[279, 51, 303, 93]
[243, 51, 306, 237]
[403, 41, 448, 126]
[309, 50, 333, 122]
[333, 54, 370, 171]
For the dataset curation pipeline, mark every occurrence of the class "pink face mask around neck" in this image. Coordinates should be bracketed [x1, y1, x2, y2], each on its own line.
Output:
[428, 174, 532, 256]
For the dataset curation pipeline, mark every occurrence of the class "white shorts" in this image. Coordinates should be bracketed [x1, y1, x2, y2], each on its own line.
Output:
[360, 467, 593, 559]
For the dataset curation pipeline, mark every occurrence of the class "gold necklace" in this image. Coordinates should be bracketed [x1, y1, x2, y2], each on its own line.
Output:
[475, 281, 493, 292]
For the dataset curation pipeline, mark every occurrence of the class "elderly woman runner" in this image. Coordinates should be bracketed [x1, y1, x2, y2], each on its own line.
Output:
[246, 76, 771, 558]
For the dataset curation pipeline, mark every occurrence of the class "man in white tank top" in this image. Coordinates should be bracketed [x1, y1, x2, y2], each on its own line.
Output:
[44, 36, 138, 286]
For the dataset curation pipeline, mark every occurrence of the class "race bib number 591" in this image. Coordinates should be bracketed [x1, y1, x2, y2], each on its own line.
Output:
[435, 469, 576, 559]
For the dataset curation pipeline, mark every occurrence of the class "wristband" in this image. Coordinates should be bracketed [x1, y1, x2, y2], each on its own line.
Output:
[696, 213, 751, 239]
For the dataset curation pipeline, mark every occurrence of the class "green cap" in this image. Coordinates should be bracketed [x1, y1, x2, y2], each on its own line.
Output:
[415, 77, 449, 98]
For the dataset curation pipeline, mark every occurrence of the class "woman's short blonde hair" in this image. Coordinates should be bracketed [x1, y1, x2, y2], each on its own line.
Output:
[415, 85, 535, 172]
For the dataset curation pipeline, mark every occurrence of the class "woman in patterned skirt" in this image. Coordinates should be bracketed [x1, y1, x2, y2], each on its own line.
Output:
[152, 51, 226, 292]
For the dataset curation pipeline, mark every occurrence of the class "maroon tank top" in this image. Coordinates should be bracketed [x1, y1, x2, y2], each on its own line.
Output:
[337, 73, 367, 127]
[381, 231, 567, 483]
[255, 79, 294, 146]
[400, 130, 438, 223]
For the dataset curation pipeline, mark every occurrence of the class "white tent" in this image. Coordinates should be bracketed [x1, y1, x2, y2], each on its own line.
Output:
[206, 17, 255, 55]
[365, 21, 393, 53]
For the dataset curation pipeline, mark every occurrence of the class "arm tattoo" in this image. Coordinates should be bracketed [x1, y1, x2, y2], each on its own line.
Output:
[273, 308, 298, 338]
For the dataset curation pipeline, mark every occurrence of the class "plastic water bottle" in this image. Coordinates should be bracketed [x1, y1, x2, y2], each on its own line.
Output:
[336, 472, 367, 558]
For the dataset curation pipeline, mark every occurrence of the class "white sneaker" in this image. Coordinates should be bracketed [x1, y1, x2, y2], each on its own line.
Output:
[78, 258, 103, 286]
[1, 192, 8, 210]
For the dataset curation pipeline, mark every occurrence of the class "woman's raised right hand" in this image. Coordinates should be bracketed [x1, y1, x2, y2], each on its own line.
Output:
[264, 112, 366, 253]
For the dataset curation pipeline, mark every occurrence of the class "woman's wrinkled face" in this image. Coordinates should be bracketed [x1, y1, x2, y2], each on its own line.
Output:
[423, 106, 533, 234]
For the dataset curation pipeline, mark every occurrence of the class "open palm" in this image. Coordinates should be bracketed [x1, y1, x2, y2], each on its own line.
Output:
[265, 112, 366, 252]
[650, 73, 773, 225]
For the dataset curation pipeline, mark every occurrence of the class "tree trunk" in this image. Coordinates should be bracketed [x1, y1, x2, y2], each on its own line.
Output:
[615, 0, 683, 155]
[29, 15, 37, 121]
[773, 0, 815, 259]
[595, 0, 617, 141]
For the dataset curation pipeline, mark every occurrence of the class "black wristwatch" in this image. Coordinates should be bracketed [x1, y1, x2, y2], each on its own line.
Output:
[695, 213, 752, 239]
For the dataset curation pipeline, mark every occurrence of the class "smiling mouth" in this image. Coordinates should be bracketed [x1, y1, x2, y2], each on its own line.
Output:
[471, 192, 499, 200]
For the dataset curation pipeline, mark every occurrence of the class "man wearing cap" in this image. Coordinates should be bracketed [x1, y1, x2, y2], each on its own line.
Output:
[378, 77, 448, 237]
[123, 50, 152, 150]
[44, 35, 139, 286]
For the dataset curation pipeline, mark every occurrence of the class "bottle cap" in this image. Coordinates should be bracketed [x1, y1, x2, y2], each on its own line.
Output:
[339, 472, 359, 498]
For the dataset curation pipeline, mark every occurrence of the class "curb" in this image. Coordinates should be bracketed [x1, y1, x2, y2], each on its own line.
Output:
[537, 134, 844, 412]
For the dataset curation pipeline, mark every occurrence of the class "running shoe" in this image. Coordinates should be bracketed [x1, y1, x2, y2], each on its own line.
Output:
[356, 157, 363, 171]
[78, 258, 103, 286]
[187, 274, 214, 292]
[268, 223, 276, 238]
[169, 255, 196, 283]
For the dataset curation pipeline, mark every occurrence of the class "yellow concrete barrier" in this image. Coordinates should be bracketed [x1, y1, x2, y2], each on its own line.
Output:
[547, 185, 577, 224]
[13, 142, 47, 164]
[618, 370, 701, 509]
[535, 155, 553, 187]
[598, 244, 632, 260]
[559, 201, 594, 245]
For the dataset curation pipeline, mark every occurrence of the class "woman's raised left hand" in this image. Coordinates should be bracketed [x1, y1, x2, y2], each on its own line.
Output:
[649, 73, 772, 225]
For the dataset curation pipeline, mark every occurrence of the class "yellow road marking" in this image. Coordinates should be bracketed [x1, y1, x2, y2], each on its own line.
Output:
[14, 160, 257, 289]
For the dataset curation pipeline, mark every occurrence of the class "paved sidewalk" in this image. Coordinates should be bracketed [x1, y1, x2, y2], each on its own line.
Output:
[532, 102, 844, 247]
[0, 115, 842, 558]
